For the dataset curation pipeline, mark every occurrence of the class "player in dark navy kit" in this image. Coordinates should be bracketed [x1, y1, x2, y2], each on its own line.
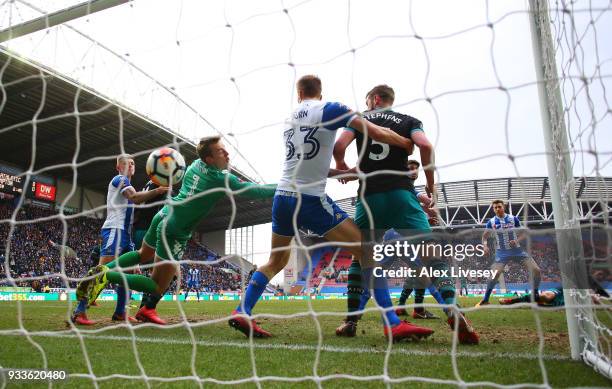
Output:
[133, 180, 174, 250]
[476, 199, 541, 307]
[333, 84, 479, 344]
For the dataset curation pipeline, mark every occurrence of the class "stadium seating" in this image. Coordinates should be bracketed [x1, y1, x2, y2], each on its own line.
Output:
[0, 201, 243, 292]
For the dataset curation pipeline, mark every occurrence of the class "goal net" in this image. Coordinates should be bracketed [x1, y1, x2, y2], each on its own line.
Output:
[0, 0, 610, 387]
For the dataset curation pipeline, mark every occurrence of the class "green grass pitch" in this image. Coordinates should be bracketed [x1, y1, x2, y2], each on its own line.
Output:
[1, 297, 610, 388]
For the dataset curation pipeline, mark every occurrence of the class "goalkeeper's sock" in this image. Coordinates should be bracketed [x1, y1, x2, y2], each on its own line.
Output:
[106, 251, 140, 270]
[363, 267, 401, 327]
[398, 287, 413, 306]
[346, 260, 364, 322]
[196, 291, 200, 300]
[236, 271, 268, 315]
[75, 299, 88, 314]
[184, 290, 189, 300]
[106, 272, 158, 294]
[114, 285, 130, 315]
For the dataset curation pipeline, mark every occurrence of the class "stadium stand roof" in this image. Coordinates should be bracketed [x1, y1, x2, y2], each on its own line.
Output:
[335, 176, 612, 224]
[1, 49, 608, 232]
[0, 48, 271, 232]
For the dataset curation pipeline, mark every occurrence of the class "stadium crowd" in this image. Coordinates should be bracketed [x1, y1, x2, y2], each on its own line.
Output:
[0, 202, 244, 292]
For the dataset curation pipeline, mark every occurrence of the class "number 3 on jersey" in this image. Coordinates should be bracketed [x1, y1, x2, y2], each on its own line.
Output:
[284, 126, 320, 160]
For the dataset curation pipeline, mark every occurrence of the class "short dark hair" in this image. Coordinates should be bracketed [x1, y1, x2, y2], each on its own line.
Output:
[366, 84, 395, 104]
[407, 159, 420, 168]
[197, 136, 221, 161]
[297, 75, 322, 98]
[492, 199, 505, 207]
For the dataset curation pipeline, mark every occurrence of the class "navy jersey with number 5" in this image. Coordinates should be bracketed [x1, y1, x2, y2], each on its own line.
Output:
[278, 100, 357, 196]
[351, 110, 423, 196]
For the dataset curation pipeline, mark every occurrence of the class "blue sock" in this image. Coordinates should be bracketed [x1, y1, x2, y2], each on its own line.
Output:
[483, 286, 494, 302]
[363, 268, 401, 327]
[75, 299, 87, 314]
[237, 271, 269, 315]
[358, 288, 371, 312]
[427, 285, 446, 305]
[115, 285, 128, 315]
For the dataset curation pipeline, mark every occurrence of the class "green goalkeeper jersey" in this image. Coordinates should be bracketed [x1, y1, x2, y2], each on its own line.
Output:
[161, 159, 276, 235]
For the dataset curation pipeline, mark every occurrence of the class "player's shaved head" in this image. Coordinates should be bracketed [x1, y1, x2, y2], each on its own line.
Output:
[366, 84, 395, 104]
[116, 154, 133, 165]
[116, 153, 135, 177]
[197, 136, 222, 161]
[297, 75, 322, 99]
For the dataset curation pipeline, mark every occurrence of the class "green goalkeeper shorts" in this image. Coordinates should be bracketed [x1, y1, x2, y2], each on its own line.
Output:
[354, 189, 431, 231]
[143, 212, 191, 261]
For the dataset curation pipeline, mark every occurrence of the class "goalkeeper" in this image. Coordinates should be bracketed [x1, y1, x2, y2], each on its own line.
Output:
[77, 136, 276, 324]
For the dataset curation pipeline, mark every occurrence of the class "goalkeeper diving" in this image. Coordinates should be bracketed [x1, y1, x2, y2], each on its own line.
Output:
[76, 136, 277, 324]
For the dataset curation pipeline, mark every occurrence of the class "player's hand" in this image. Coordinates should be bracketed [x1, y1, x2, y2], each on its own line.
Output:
[482, 245, 490, 256]
[335, 160, 349, 171]
[339, 173, 358, 184]
[509, 240, 517, 247]
[425, 185, 437, 208]
[155, 186, 171, 195]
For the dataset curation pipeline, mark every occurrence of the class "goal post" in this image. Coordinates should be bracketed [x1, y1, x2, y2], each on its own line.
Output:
[528, 0, 607, 377]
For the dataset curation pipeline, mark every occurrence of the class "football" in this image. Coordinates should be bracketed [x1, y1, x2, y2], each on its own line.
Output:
[145, 147, 186, 186]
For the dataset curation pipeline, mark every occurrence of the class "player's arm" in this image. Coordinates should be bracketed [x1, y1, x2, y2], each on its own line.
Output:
[511, 216, 526, 247]
[410, 130, 435, 201]
[417, 192, 432, 207]
[112, 175, 169, 204]
[321, 101, 412, 153]
[482, 220, 492, 255]
[123, 186, 169, 204]
[348, 116, 413, 153]
[333, 129, 356, 171]
[226, 174, 277, 199]
[328, 167, 357, 184]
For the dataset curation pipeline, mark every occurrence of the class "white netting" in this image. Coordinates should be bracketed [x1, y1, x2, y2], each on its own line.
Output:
[0, 0, 611, 387]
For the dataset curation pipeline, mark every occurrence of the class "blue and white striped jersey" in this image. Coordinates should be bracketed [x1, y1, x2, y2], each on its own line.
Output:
[188, 268, 201, 283]
[277, 100, 357, 196]
[101, 175, 134, 231]
[485, 214, 522, 251]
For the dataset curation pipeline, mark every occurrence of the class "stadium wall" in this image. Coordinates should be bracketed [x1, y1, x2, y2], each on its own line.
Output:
[199, 229, 225, 256]
[55, 178, 105, 217]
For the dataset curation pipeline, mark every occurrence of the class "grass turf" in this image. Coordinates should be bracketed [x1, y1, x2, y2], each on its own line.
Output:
[0, 297, 610, 388]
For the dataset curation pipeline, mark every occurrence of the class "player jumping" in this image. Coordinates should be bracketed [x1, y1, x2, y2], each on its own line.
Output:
[77, 138, 276, 325]
[229, 75, 434, 341]
[476, 199, 541, 307]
